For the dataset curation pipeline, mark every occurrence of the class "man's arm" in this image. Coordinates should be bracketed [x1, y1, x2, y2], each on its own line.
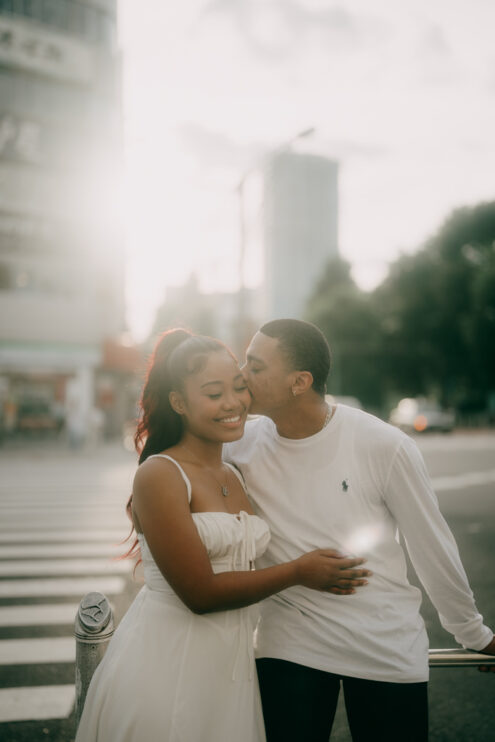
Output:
[383, 435, 493, 652]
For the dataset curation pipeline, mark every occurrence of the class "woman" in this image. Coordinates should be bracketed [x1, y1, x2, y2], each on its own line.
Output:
[76, 329, 370, 742]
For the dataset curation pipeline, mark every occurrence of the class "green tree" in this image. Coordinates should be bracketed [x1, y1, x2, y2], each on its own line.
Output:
[305, 201, 495, 416]
[373, 201, 495, 410]
[305, 257, 385, 409]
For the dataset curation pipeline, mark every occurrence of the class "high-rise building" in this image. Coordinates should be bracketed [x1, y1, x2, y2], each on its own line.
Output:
[0, 1, 128, 440]
[262, 149, 338, 319]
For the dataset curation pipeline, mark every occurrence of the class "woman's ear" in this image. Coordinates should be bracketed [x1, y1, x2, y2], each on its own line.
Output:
[169, 391, 185, 415]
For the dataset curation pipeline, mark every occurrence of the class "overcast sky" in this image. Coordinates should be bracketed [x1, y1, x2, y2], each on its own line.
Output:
[118, 0, 495, 339]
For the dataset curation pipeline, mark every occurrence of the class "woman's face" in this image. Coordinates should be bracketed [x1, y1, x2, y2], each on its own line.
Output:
[177, 350, 251, 442]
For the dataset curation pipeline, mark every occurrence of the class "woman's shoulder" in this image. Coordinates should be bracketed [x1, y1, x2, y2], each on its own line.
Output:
[133, 451, 191, 498]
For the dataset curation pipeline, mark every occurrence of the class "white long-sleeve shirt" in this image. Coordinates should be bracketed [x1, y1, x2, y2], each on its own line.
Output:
[224, 404, 493, 682]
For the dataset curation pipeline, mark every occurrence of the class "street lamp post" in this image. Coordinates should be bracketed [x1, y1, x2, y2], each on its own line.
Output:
[236, 127, 315, 355]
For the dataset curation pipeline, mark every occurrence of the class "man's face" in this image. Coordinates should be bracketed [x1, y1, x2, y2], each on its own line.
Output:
[243, 332, 294, 416]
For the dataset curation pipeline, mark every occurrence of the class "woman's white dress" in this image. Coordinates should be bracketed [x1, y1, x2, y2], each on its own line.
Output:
[76, 455, 270, 742]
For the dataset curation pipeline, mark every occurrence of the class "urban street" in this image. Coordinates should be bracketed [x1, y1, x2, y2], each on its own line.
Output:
[0, 432, 494, 742]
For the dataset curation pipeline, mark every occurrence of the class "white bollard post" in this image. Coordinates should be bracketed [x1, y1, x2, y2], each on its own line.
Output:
[74, 592, 114, 728]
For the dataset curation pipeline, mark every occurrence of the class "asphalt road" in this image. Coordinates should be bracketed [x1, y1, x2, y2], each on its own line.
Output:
[414, 433, 495, 742]
[0, 432, 494, 742]
[0, 441, 140, 742]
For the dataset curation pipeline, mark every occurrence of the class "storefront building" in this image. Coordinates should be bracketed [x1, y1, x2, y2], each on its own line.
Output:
[0, 1, 130, 440]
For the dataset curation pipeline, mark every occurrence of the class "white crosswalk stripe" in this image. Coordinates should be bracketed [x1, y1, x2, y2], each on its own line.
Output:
[0, 446, 138, 727]
[0, 604, 81, 627]
[0, 685, 76, 723]
[0, 637, 75, 665]
[0, 504, 128, 513]
[0, 515, 129, 528]
[0, 543, 126, 558]
[0, 575, 128, 599]
[432, 468, 495, 491]
[0, 558, 132, 577]
[0, 529, 129, 543]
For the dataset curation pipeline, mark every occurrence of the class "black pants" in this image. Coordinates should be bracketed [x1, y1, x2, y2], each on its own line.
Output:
[256, 658, 428, 742]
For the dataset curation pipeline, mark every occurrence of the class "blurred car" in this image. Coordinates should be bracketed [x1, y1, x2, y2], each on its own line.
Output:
[389, 397, 455, 433]
[326, 394, 363, 410]
[16, 398, 63, 434]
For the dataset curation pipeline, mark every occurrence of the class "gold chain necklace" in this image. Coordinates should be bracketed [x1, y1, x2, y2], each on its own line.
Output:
[178, 446, 231, 497]
[323, 403, 335, 428]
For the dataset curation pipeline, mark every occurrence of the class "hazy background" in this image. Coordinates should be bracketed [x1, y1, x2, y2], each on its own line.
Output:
[1, 0, 494, 442]
[0, 4, 494, 739]
[119, 0, 495, 338]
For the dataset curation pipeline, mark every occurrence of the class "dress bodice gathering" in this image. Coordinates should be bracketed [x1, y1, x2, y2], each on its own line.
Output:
[138, 511, 271, 593]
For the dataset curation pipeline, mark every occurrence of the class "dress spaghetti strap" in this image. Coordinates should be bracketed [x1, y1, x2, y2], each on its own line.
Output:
[146, 454, 192, 503]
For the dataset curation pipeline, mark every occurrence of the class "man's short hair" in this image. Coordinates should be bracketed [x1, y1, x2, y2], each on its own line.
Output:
[260, 319, 331, 397]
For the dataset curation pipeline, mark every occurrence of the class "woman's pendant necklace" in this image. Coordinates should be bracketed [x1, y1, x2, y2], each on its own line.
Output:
[208, 469, 230, 497]
[205, 464, 230, 497]
[179, 445, 230, 497]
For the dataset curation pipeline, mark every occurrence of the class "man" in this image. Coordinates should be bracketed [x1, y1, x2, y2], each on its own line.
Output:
[224, 318, 495, 742]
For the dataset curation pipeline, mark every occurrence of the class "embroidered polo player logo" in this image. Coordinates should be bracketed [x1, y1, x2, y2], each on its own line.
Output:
[341, 479, 349, 492]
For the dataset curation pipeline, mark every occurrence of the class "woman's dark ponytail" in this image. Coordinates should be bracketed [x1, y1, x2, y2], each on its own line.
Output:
[123, 329, 191, 562]
[124, 328, 232, 561]
[134, 328, 192, 464]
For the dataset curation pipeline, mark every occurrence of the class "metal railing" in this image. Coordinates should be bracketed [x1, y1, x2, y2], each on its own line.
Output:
[429, 648, 495, 667]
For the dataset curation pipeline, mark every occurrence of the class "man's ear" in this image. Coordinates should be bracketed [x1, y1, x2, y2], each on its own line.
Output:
[169, 391, 185, 415]
[291, 371, 314, 397]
